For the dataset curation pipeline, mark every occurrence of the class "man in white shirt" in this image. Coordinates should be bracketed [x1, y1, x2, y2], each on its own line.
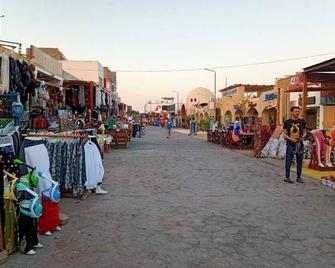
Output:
[212, 121, 218, 132]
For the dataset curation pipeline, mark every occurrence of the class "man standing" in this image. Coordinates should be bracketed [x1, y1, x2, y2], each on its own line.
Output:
[283, 106, 307, 183]
[233, 117, 241, 136]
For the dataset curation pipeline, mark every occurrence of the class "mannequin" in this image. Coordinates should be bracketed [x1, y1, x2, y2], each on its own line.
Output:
[16, 172, 43, 255]
[38, 172, 61, 236]
[330, 127, 335, 165]
[312, 130, 332, 167]
[37, 81, 49, 111]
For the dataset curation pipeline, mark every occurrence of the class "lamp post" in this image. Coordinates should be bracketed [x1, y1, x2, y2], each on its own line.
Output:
[172, 90, 180, 115]
[204, 68, 217, 118]
[144, 101, 150, 113]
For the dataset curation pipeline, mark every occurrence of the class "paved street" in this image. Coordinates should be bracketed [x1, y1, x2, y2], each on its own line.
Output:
[5, 127, 335, 268]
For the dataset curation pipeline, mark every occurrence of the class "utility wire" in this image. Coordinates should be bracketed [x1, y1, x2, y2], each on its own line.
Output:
[63, 51, 335, 73]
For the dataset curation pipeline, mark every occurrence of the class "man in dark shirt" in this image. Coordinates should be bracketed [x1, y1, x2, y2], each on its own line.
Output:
[283, 106, 307, 183]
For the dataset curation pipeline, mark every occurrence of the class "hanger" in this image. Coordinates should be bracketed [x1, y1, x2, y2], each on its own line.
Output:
[4, 171, 19, 201]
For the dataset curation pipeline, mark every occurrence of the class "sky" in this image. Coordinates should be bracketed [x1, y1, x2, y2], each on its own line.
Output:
[1, 0, 335, 111]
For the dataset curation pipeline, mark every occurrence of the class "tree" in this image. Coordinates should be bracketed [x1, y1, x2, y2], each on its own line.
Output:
[131, 110, 140, 116]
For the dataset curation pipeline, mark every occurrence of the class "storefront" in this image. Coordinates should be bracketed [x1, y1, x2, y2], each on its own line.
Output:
[286, 58, 335, 129]
[0, 43, 131, 262]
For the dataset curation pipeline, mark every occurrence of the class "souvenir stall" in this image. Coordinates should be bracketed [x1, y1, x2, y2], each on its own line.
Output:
[286, 59, 335, 182]
[0, 44, 109, 262]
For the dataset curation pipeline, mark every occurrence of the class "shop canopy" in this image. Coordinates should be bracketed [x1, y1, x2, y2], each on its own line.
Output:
[287, 57, 335, 119]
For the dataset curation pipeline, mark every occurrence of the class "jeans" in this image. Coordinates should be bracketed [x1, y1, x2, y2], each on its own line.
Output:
[285, 143, 303, 179]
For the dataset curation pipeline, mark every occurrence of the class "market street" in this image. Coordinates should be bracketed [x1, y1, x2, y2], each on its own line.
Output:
[5, 127, 335, 268]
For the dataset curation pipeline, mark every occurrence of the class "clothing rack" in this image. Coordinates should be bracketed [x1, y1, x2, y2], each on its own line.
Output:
[22, 133, 86, 139]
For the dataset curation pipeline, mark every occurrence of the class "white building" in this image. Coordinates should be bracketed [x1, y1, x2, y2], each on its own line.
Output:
[186, 87, 214, 116]
[60, 60, 104, 87]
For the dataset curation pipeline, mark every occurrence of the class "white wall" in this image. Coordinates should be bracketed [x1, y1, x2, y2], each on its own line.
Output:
[61, 61, 104, 86]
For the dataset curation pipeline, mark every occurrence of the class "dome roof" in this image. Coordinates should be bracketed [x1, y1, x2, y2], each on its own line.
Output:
[187, 87, 214, 99]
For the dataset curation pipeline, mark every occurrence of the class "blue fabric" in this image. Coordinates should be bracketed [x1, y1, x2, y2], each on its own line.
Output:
[233, 126, 240, 136]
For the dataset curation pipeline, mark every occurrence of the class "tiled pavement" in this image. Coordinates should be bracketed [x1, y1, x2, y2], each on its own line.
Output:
[5, 127, 335, 268]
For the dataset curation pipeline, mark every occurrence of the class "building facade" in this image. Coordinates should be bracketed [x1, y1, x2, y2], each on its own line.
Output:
[217, 84, 279, 126]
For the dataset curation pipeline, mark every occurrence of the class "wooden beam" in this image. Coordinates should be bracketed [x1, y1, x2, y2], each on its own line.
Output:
[301, 72, 308, 120]
[276, 88, 281, 125]
[304, 57, 335, 73]
[89, 81, 94, 111]
[307, 72, 335, 82]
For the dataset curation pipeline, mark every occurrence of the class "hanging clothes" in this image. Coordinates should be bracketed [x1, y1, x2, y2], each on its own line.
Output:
[4, 199, 17, 254]
[3, 176, 18, 254]
[24, 144, 53, 192]
[78, 86, 85, 107]
[0, 52, 10, 93]
[16, 60, 31, 88]
[84, 141, 104, 189]
[9, 55, 23, 94]
[45, 138, 86, 196]
[95, 87, 102, 107]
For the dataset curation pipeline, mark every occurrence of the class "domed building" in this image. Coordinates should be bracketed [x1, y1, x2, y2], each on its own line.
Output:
[186, 87, 214, 118]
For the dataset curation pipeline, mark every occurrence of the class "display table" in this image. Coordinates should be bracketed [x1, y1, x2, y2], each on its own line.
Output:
[239, 133, 255, 150]
[108, 130, 128, 149]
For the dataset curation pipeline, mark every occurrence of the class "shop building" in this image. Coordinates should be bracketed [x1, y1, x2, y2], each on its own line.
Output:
[60, 60, 104, 87]
[285, 58, 335, 129]
[217, 84, 277, 126]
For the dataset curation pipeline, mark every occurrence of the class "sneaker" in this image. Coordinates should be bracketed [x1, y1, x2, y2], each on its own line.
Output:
[284, 178, 294, 184]
[96, 185, 108, 195]
[296, 178, 304, 183]
[44, 231, 52, 236]
[34, 243, 44, 249]
[55, 226, 62, 231]
[25, 249, 36, 255]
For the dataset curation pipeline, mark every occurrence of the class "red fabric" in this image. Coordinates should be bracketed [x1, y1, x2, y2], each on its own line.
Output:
[33, 116, 48, 129]
[39, 200, 60, 234]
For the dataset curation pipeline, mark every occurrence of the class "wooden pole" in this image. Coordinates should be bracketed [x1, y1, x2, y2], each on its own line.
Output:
[89, 81, 94, 111]
[302, 72, 308, 120]
[276, 87, 281, 125]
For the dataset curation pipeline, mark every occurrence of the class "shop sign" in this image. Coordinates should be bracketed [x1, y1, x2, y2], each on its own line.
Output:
[162, 104, 175, 112]
[298, 96, 316, 106]
[308, 96, 316, 105]
[222, 89, 237, 97]
[262, 93, 277, 101]
[320, 90, 335, 105]
[290, 72, 304, 86]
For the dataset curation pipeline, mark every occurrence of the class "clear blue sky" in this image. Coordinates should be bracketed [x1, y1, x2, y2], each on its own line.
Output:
[2, 0, 335, 111]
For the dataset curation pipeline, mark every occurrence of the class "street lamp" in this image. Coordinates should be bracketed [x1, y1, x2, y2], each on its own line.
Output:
[144, 101, 150, 113]
[204, 68, 217, 118]
[172, 90, 179, 116]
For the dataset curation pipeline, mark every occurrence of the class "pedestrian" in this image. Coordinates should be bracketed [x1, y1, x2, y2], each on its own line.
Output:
[189, 116, 197, 135]
[283, 106, 307, 183]
[166, 116, 173, 138]
[233, 117, 241, 136]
